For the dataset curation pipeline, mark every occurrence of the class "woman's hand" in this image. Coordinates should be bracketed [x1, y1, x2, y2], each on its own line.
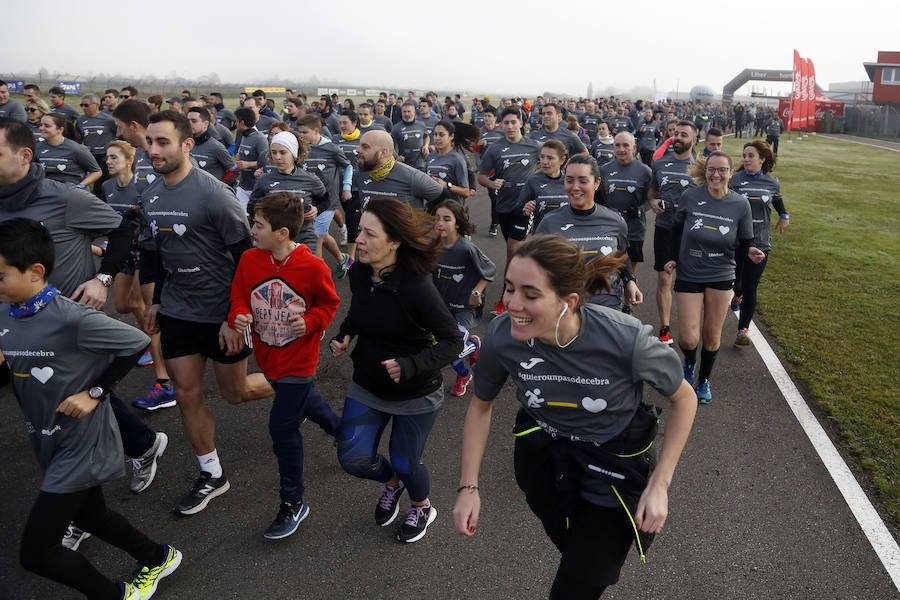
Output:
[381, 358, 401, 383]
[329, 335, 350, 358]
[748, 247, 766, 264]
[468, 292, 484, 309]
[523, 200, 536, 216]
[776, 217, 789, 233]
[453, 489, 481, 537]
[663, 260, 677, 274]
[625, 280, 643, 306]
[431, 175, 449, 189]
[635, 480, 668, 534]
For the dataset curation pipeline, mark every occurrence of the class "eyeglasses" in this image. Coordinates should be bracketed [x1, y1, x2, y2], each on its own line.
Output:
[25, 107, 40, 112]
[705, 167, 731, 175]
[119, 95, 130, 99]
[80, 103, 91, 107]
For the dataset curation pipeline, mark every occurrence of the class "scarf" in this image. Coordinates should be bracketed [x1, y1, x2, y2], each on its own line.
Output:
[369, 156, 395, 181]
[9, 284, 59, 318]
[193, 129, 211, 145]
[341, 128, 360, 141]
[745, 169, 764, 178]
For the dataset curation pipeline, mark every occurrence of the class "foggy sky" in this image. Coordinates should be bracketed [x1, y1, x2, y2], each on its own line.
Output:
[3, 0, 896, 98]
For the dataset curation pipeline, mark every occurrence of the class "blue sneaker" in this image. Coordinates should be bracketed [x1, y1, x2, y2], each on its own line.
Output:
[132, 383, 177, 411]
[730, 295, 742, 312]
[264, 501, 309, 539]
[683, 361, 696, 386]
[696, 379, 712, 404]
[137, 349, 153, 367]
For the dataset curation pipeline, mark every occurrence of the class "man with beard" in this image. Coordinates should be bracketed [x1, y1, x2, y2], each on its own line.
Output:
[0, 81, 27, 122]
[187, 107, 235, 180]
[141, 111, 273, 515]
[391, 101, 430, 171]
[528, 103, 587, 157]
[579, 100, 603, 143]
[355, 130, 443, 209]
[648, 121, 697, 343]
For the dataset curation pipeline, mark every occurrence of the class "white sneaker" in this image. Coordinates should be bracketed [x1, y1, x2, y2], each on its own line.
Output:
[61, 523, 91, 551]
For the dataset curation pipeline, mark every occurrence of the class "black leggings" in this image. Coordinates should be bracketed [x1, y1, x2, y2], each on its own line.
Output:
[733, 251, 769, 330]
[20, 486, 164, 600]
[513, 421, 642, 599]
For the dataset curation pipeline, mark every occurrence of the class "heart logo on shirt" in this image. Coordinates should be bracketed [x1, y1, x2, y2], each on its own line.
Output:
[146, 174, 156, 184]
[719, 225, 730, 235]
[317, 164, 325, 171]
[626, 185, 635, 193]
[680, 180, 689, 187]
[199, 160, 207, 167]
[96, 129, 103, 135]
[243, 150, 250, 155]
[452, 274, 464, 283]
[57, 164, 66, 171]
[173, 224, 187, 236]
[600, 246, 613, 255]
[30, 366, 54, 384]
[521, 159, 530, 166]
[581, 397, 608, 413]
[439, 172, 446, 179]
[762, 195, 770, 202]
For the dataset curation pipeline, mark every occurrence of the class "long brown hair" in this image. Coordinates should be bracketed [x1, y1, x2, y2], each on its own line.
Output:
[736, 139, 776, 173]
[363, 197, 441, 276]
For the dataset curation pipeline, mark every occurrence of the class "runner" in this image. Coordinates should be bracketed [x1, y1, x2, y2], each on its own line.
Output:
[536, 154, 642, 311]
[334, 110, 363, 261]
[391, 101, 430, 171]
[418, 99, 440, 147]
[477, 107, 541, 315]
[229, 192, 341, 540]
[37, 113, 101, 188]
[355, 130, 444, 209]
[663, 151, 762, 403]
[477, 107, 504, 236]
[24, 98, 50, 140]
[426, 121, 476, 205]
[187, 107, 235, 180]
[373, 99, 393, 133]
[431, 199, 496, 396]
[579, 101, 603, 143]
[0, 219, 183, 600]
[0, 79, 27, 122]
[589, 121, 615, 167]
[516, 139, 569, 233]
[141, 110, 274, 514]
[702, 127, 723, 156]
[76, 94, 116, 199]
[234, 106, 270, 214]
[648, 120, 698, 344]
[529, 103, 587, 157]
[636, 109, 661, 166]
[47, 86, 80, 124]
[210, 92, 236, 131]
[764, 113, 784, 154]
[728, 139, 789, 346]
[452, 233, 697, 600]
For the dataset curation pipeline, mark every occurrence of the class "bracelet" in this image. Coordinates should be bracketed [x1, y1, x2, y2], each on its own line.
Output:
[779, 213, 789, 220]
[457, 484, 479, 494]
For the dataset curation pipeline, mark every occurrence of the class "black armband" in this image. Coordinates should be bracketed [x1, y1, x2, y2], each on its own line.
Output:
[97, 216, 137, 277]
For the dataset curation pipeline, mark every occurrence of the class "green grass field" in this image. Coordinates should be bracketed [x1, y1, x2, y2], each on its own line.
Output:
[722, 133, 900, 530]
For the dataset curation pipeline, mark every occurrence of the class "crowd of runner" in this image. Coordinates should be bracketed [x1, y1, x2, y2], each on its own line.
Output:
[0, 79, 789, 600]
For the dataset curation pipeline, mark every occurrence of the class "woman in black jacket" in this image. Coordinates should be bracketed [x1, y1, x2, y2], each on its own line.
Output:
[330, 197, 462, 543]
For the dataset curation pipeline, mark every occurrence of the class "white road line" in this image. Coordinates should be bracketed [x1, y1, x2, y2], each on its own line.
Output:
[809, 134, 900, 153]
[739, 315, 900, 590]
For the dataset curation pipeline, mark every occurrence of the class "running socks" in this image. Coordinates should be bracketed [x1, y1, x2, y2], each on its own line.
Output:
[698, 348, 719, 383]
[198, 450, 223, 478]
[680, 345, 697, 368]
[451, 358, 469, 377]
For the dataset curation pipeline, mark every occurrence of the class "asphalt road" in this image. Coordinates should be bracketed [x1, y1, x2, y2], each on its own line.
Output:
[1, 186, 897, 600]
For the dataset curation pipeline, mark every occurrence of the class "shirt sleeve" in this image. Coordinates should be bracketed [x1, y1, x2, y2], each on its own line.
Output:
[630, 323, 682, 397]
[394, 277, 463, 381]
[412, 167, 445, 202]
[207, 183, 252, 246]
[64, 187, 122, 235]
[216, 143, 236, 172]
[466, 241, 497, 281]
[77, 310, 151, 357]
[74, 144, 101, 173]
[472, 317, 510, 401]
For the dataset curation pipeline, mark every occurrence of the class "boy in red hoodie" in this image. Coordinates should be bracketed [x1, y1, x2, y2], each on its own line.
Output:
[229, 191, 341, 540]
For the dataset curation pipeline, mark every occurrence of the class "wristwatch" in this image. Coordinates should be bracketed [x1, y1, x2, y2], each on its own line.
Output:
[471, 290, 482, 297]
[94, 273, 113, 287]
[88, 386, 107, 401]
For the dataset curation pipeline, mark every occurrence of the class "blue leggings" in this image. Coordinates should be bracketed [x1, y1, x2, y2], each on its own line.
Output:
[336, 396, 439, 502]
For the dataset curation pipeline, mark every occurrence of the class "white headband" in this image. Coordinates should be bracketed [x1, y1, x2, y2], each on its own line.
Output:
[271, 131, 299, 158]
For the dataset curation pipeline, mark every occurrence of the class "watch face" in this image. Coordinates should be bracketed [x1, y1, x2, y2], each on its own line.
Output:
[89, 386, 103, 399]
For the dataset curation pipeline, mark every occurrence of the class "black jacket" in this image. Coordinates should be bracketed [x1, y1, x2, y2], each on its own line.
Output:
[334, 262, 462, 400]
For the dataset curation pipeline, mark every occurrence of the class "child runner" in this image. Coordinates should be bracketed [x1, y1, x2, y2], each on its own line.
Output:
[229, 192, 341, 539]
[431, 200, 496, 396]
[0, 218, 182, 600]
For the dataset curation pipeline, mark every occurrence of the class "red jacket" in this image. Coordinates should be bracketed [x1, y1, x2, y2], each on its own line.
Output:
[229, 244, 339, 379]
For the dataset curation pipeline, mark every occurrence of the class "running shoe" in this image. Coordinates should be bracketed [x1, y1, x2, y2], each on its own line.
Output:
[696, 379, 712, 404]
[734, 328, 752, 347]
[137, 349, 153, 367]
[336, 253, 350, 279]
[490, 299, 506, 316]
[658, 326, 673, 344]
[488, 224, 498, 237]
[61, 523, 91, 551]
[131, 432, 168, 493]
[730, 295, 742, 312]
[130, 545, 182, 599]
[338, 224, 348, 246]
[450, 373, 473, 397]
[117, 582, 139, 600]
[264, 501, 310, 540]
[375, 481, 406, 526]
[174, 472, 230, 515]
[683, 361, 696, 386]
[397, 503, 438, 543]
[132, 383, 176, 411]
[468, 335, 481, 366]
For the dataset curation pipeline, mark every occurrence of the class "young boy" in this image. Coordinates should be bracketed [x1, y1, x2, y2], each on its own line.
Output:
[228, 193, 341, 539]
[0, 218, 181, 600]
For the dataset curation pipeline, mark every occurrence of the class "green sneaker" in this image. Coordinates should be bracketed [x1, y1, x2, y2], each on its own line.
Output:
[131, 545, 182, 599]
[336, 252, 350, 279]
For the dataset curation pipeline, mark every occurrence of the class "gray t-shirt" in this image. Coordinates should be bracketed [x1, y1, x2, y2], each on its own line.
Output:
[391, 120, 430, 169]
[216, 107, 236, 131]
[515, 171, 568, 231]
[579, 112, 603, 142]
[354, 161, 444, 209]
[101, 178, 139, 216]
[250, 168, 327, 251]
[417, 115, 439, 141]
[236, 127, 269, 191]
[528, 126, 586, 157]
[636, 120, 662, 151]
[600, 159, 652, 241]
[210, 123, 235, 148]
[302, 139, 351, 209]
[191, 136, 236, 181]
[536, 205, 629, 308]
[729, 170, 782, 252]
[474, 304, 682, 445]
[672, 186, 754, 282]
[373, 115, 393, 133]
[0, 295, 149, 493]
[426, 150, 470, 203]
[133, 147, 155, 197]
[51, 102, 80, 123]
[76, 112, 116, 155]
[0, 175, 122, 296]
[36, 138, 101, 185]
[478, 136, 541, 213]
[144, 167, 251, 322]
[0, 99, 27, 122]
[433, 237, 496, 310]
[651, 155, 697, 230]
